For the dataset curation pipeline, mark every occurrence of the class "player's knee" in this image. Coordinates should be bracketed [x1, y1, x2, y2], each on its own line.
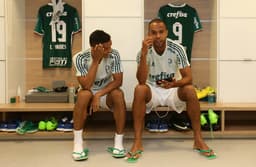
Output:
[134, 84, 148, 94]
[77, 90, 92, 100]
[110, 88, 124, 98]
[182, 85, 197, 98]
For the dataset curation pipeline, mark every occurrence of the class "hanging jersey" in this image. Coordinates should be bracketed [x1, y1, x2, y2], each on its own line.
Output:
[73, 49, 123, 90]
[34, 3, 81, 68]
[136, 38, 190, 86]
[158, 3, 202, 62]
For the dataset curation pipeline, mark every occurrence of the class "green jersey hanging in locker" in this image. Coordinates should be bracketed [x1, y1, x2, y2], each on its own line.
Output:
[158, 3, 202, 62]
[34, 1, 81, 68]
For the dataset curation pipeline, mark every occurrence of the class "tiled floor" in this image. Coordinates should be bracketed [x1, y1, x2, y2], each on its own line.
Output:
[1, 138, 255, 167]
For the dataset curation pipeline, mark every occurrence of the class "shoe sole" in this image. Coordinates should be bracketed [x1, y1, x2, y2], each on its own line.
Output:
[172, 123, 190, 131]
[56, 128, 73, 132]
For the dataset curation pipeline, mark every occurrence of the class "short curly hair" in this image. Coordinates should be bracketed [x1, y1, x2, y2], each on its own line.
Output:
[89, 30, 111, 47]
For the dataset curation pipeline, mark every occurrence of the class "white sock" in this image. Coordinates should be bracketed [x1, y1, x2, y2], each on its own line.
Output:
[73, 130, 83, 153]
[114, 133, 124, 151]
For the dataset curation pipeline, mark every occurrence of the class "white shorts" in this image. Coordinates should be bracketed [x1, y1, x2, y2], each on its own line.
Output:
[145, 84, 186, 114]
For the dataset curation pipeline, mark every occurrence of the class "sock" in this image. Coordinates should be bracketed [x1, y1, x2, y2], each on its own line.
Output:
[114, 133, 124, 153]
[73, 129, 83, 153]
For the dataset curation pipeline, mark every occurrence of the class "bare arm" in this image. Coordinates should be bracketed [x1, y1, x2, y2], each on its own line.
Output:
[160, 66, 193, 89]
[173, 66, 193, 87]
[77, 44, 104, 90]
[90, 72, 123, 113]
[137, 36, 153, 84]
[95, 72, 123, 97]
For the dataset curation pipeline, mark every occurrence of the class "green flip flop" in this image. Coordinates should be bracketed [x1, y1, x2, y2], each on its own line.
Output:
[194, 148, 216, 160]
[72, 148, 89, 161]
[107, 147, 126, 158]
[126, 150, 143, 163]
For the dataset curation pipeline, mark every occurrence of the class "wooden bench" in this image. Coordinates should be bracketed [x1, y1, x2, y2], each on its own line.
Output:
[0, 101, 225, 112]
[1, 102, 256, 139]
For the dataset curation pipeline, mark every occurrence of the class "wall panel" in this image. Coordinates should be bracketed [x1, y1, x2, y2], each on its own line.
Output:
[0, 18, 4, 60]
[0, 0, 4, 16]
[220, 0, 256, 17]
[220, 19, 256, 60]
[0, 61, 6, 103]
[84, 18, 142, 61]
[84, 0, 142, 17]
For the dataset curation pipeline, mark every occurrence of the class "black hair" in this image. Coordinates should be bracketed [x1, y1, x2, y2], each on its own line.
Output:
[89, 30, 111, 47]
[148, 18, 167, 30]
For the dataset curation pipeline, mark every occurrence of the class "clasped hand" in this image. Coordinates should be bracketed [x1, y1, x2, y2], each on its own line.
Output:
[158, 79, 175, 89]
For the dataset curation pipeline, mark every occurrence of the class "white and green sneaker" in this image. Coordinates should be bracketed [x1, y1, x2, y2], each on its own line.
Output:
[16, 121, 38, 135]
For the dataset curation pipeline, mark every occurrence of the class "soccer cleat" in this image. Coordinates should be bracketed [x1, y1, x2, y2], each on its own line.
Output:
[38, 120, 46, 131]
[170, 112, 191, 131]
[46, 117, 58, 131]
[200, 113, 208, 126]
[158, 121, 168, 132]
[56, 117, 73, 132]
[208, 109, 218, 124]
[200, 113, 210, 131]
[172, 120, 190, 131]
[0, 121, 19, 132]
[147, 121, 159, 132]
[16, 121, 38, 135]
[208, 109, 221, 131]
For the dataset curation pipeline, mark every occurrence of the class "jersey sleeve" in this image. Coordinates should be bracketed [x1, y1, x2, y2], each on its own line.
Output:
[192, 8, 202, 32]
[157, 6, 164, 20]
[72, 8, 82, 34]
[73, 52, 89, 76]
[111, 50, 123, 74]
[34, 7, 44, 35]
[176, 45, 190, 69]
[170, 41, 190, 69]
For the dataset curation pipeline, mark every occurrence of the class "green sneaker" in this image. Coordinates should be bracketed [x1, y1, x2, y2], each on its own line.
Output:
[200, 113, 210, 131]
[46, 117, 58, 131]
[208, 109, 221, 131]
[200, 113, 207, 126]
[16, 121, 38, 135]
[208, 109, 218, 124]
[38, 121, 46, 131]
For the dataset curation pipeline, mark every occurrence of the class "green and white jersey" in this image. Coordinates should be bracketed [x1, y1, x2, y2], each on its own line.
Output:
[137, 38, 190, 86]
[34, 3, 81, 68]
[158, 3, 202, 62]
[73, 49, 123, 90]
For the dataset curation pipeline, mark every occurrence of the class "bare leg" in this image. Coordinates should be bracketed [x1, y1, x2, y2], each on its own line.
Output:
[129, 84, 151, 156]
[72, 90, 92, 159]
[106, 89, 126, 156]
[106, 88, 126, 134]
[73, 90, 92, 130]
[178, 85, 215, 156]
